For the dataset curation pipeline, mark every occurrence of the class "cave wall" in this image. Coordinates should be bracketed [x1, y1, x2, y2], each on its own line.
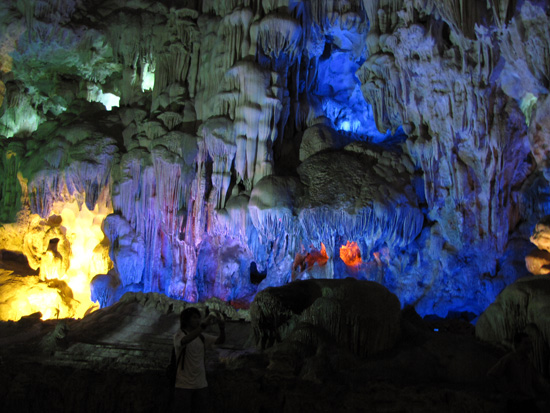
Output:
[0, 0, 549, 319]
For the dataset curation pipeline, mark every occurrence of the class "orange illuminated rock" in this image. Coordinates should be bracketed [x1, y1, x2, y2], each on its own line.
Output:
[525, 248, 550, 275]
[304, 243, 329, 268]
[340, 241, 362, 266]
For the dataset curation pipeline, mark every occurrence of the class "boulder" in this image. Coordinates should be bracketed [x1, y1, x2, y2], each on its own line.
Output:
[250, 278, 401, 357]
[476, 276, 550, 375]
[299, 123, 348, 161]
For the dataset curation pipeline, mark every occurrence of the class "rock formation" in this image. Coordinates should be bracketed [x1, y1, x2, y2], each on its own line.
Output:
[0, 291, 507, 412]
[0, 0, 549, 321]
[476, 276, 550, 378]
[250, 278, 401, 356]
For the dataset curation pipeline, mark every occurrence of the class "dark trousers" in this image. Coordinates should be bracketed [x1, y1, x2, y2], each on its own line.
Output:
[172, 387, 209, 413]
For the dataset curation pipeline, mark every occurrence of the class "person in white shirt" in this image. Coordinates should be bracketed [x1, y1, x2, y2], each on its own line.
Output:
[172, 307, 225, 412]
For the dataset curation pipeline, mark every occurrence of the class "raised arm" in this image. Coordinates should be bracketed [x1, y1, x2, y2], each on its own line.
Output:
[211, 310, 226, 345]
[179, 314, 218, 346]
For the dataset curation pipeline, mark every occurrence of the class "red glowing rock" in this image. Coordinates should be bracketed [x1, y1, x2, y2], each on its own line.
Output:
[340, 241, 362, 266]
[304, 243, 329, 268]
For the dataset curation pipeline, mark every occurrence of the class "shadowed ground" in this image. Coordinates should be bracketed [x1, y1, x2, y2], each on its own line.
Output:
[0, 290, 512, 413]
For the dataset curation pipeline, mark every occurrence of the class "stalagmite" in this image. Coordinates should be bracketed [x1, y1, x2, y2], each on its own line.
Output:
[200, 117, 236, 208]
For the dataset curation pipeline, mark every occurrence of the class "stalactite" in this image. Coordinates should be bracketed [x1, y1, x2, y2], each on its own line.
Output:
[257, 13, 302, 63]
[220, 8, 254, 69]
[309, 0, 366, 31]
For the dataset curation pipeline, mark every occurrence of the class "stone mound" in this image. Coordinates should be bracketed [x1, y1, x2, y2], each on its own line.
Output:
[250, 278, 401, 357]
[476, 276, 550, 375]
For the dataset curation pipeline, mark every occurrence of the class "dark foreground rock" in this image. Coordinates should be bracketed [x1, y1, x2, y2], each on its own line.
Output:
[0, 292, 508, 412]
[476, 275, 550, 377]
[251, 278, 401, 356]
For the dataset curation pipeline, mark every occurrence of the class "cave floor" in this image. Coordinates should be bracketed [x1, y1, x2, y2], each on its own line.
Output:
[0, 293, 510, 413]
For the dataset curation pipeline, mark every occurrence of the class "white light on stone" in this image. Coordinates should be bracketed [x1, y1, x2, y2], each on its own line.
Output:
[520, 92, 537, 126]
[141, 63, 155, 91]
[98, 93, 120, 111]
[87, 85, 120, 111]
[340, 120, 351, 131]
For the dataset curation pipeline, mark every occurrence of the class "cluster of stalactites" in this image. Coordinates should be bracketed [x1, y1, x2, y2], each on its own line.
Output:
[23, 135, 119, 218]
[358, 0, 537, 254]
[429, 0, 518, 36]
[200, 0, 290, 17]
[256, 13, 303, 66]
[298, 205, 424, 260]
[194, 6, 298, 196]
[309, 0, 366, 31]
[88, 5, 203, 106]
[108, 141, 197, 294]
[199, 60, 283, 199]
[194, 1, 373, 198]
[0, 140, 24, 221]
[364, 0, 516, 39]
[153, 9, 202, 100]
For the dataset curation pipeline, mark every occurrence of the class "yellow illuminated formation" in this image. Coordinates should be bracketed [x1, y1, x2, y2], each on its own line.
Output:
[0, 198, 113, 321]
